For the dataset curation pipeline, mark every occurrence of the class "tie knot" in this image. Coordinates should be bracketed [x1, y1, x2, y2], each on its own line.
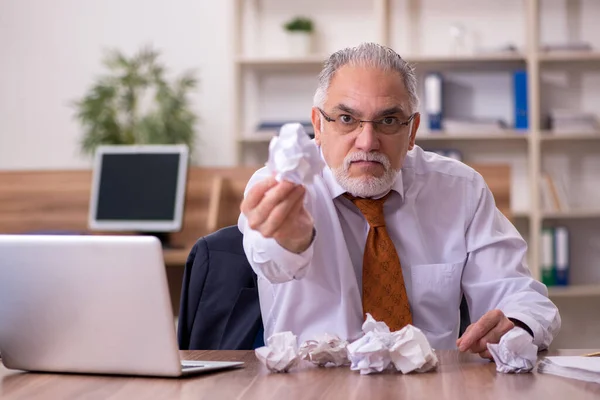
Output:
[344, 192, 391, 227]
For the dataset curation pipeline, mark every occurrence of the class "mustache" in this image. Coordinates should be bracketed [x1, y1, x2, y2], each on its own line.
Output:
[343, 151, 391, 170]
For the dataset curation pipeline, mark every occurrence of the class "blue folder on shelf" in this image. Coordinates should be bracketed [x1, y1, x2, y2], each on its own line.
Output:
[513, 70, 528, 130]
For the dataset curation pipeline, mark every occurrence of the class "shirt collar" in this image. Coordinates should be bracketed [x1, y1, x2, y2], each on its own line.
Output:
[318, 147, 405, 201]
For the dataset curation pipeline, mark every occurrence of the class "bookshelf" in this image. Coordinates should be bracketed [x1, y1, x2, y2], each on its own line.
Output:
[231, 0, 600, 302]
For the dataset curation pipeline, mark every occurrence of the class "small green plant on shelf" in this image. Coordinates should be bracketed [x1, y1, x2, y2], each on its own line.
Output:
[283, 16, 314, 33]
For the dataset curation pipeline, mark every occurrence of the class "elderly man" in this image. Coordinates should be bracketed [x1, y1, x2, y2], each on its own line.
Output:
[238, 42, 560, 358]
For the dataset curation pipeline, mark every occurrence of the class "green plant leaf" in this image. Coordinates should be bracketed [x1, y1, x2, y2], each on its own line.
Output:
[72, 45, 199, 158]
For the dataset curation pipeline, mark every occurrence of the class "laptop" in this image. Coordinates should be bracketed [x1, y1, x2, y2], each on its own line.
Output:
[0, 234, 243, 377]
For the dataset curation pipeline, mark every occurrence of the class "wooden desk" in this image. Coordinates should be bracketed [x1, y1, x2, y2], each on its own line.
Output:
[1, 350, 598, 399]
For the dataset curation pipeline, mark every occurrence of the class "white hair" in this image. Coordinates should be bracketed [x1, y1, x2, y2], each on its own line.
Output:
[313, 42, 419, 113]
[332, 150, 399, 198]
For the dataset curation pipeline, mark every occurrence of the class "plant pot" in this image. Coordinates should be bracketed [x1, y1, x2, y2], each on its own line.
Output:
[286, 31, 313, 57]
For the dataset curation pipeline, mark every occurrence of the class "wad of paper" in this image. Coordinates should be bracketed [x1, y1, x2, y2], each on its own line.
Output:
[255, 331, 300, 373]
[486, 327, 538, 373]
[298, 333, 350, 367]
[266, 123, 324, 185]
[346, 314, 439, 375]
[538, 356, 600, 384]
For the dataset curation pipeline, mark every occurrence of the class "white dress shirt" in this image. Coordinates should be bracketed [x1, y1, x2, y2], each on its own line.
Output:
[238, 145, 561, 350]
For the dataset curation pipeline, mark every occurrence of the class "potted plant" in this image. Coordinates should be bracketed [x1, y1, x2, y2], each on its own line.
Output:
[73, 46, 198, 158]
[283, 16, 315, 56]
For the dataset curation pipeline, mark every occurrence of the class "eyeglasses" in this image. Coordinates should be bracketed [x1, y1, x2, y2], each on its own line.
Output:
[317, 108, 417, 136]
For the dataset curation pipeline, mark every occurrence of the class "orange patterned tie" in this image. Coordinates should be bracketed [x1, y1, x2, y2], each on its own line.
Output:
[344, 192, 412, 331]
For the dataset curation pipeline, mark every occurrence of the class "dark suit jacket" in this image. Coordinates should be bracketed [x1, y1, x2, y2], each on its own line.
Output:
[177, 226, 263, 350]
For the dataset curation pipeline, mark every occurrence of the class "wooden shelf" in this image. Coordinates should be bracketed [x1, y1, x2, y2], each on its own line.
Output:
[236, 53, 526, 68]
[542, 209, 600, 219]
[539, 51, 600, 62]
[416, 132, 529, 141]
[548, 284, 600, 298]
[236, 55, 326, 68]
[540, 132, 600, 141]
[406, 53, 526, 64]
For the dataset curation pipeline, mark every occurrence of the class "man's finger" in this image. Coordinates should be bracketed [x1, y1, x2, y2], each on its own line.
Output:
[458, 310, 503, 351]
[468, 326, 507, 354]
[241, 177, 278, 214]
[259, 185, 306, 237]
[474, 318, 515, 353]
[245, 180, 300, 230]
[456, 324, 473, 347]
[478, 349, 493, 360]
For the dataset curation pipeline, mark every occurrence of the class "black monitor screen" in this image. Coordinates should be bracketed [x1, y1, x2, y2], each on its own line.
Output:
[95, 153, 181, 221]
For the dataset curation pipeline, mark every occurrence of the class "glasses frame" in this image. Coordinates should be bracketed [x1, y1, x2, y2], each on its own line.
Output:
[317, 107, 417, 135]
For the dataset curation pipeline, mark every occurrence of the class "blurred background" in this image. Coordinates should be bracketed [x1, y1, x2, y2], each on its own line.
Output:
[1, 0, 599, 348]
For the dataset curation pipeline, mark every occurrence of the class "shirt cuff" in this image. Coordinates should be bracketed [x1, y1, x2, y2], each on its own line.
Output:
[508, 317, 534, 337]
[250, 229, 315, 282]
[504, 311, 544, 349]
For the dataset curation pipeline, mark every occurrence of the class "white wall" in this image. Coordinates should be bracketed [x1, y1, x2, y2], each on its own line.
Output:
[0, 0, 236, 170]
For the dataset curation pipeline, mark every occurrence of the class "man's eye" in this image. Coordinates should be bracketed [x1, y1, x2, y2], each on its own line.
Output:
[339, 115, 355, 124]
[381, 117, 398, 125]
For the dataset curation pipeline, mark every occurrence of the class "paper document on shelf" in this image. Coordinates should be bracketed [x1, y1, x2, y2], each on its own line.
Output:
[538, 356, 600, 384]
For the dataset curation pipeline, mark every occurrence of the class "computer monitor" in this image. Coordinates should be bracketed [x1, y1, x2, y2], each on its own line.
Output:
[88, 145, 189, 241]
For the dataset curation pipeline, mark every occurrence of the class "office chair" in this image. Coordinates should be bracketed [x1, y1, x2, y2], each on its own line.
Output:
[177, 225, 470, 350]
[177, 225, 264, 350]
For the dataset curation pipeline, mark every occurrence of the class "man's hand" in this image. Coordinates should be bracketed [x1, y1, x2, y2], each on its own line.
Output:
[456, 309, 514, 360]
[240, 176, 314, 254]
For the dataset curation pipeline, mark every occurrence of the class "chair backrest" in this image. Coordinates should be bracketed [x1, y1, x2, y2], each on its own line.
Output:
[177, 225, 263, 350]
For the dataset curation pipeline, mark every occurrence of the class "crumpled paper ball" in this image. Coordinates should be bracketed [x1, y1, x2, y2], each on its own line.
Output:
[298, 333, 350, 367]
[266, 123, 324, 185]
[347, 330, 393, 374]
[346, 314, 439, 375]
[487, 326, 538, 373]
[255, 331, 300, 373]
[389, 325, 439, 374]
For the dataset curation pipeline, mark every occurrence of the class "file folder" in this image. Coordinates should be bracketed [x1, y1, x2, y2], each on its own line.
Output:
[425, 73, 443, 131]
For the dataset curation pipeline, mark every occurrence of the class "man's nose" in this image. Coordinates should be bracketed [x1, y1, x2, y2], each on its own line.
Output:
[354, 122, 380, 152]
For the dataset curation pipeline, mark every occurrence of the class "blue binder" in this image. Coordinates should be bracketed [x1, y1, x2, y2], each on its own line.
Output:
[513, 70, 528, 130]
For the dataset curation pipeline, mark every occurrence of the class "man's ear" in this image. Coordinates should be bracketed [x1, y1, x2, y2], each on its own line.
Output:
[408, 112, 420, 151]
[311, 107, 322, 146]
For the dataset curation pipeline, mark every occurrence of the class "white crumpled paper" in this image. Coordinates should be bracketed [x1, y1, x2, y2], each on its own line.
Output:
[346, 314, 439, 375]
[487, 326, 538, 373]
[389, 325, 439, 374]
[298, 333, 350, 367]
[266, 123, 324, 185]
[255, 331, 300, 373]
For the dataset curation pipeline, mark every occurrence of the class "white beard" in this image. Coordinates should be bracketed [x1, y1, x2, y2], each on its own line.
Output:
[332, 151, 399, 198]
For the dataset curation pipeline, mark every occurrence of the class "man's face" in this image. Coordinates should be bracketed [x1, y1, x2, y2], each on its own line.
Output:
[312, 65, 420, 197]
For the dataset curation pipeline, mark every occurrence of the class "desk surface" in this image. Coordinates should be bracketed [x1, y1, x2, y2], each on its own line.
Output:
[1, 350, 599, 399]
